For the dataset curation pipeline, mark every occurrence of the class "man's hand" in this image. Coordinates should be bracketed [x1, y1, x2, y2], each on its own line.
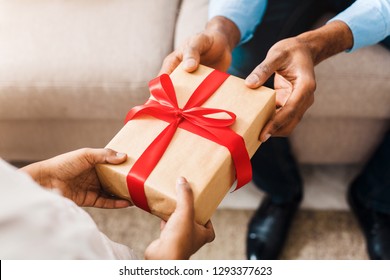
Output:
[145, 177, 215, 260]
[245, 21, 353, 141]
[160, 16, 240, 75]
[21, 148, 131, 209]
[245, 37, 316, 141]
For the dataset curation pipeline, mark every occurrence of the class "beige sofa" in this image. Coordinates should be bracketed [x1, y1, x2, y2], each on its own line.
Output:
[1, 0, 389, 169]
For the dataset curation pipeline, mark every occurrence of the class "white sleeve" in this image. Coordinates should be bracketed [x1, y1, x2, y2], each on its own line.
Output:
[0, 159, 138, 260]
[209, 0, 267, 44]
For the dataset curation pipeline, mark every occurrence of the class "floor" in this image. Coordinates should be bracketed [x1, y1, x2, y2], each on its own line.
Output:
[220, 164, 362, 211]
[85, 207, 367, 260]
[85, 164, 369, 260]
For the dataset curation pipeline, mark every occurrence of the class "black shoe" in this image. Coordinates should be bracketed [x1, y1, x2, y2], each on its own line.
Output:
[348, 184, 390, 260]
[246, 194, 302, 260]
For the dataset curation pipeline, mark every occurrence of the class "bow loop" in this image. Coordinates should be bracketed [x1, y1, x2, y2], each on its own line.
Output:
[125, 69, 252, 212]
[148, 74, 179, 108]
[182, 107, 236, 127]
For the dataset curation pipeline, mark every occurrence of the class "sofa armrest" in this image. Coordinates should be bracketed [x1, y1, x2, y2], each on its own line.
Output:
[0, 0, 182, 161]
[175, 0, 209, 48]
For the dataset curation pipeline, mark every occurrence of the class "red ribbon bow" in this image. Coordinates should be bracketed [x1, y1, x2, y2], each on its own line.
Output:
[125, 70, 252, 212]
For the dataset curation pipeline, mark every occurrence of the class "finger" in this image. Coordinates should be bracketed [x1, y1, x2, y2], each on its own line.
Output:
[113, 199, 132, 208]
[103, 149, 128, 164]
[259, 97, 301, 139]
[259, 68, 316, 141]
[160, 220, 167, 231]
[159, 51, 183, 75]
[182, 33, 211, 72]
[182, 45, 201, 73]
[203, 221, 216, 243]
[93, 196, 131, 209]
[81, 148, 127, 165]
[259, 88, 312, 140]
[245, 49, 286, 89]
[259, 114, 296, 141]
[173, 177, 195, 220]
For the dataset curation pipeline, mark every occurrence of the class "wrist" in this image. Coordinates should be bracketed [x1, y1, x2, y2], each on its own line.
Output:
[206, 16, 240, 51]
[297, 20, 353, 65]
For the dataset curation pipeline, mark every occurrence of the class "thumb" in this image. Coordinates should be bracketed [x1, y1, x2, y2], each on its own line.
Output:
[182, 46, 201, 73]
[83, 148, 127, 165]
[245, 60, 277, 89]
[101, 148, 127, 164]
[182, 33, 212, 72]
[173, 177, 194, 219]
[245, 45, 285, 88]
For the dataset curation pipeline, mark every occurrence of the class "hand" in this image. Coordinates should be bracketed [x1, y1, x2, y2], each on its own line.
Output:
[22, 148, 131, 209]
[145, 177, 215, 260]
[244, 21, 353, 142]
[159, 16, 240, 75]
[245, 37, 316, 142]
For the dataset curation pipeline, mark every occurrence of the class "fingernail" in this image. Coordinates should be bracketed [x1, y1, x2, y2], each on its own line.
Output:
[176, 176, 187, 185]
[116, 152, 126, 158]
[184, 58, 196, 69]
[246, 74, 259, 85]
[261, 134, 271, 143]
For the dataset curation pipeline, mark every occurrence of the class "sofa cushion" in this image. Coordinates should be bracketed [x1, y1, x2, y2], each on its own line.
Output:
[310, 44, 390, 119]
[174, 0, 209, 48]
[0, 0, 181, 121]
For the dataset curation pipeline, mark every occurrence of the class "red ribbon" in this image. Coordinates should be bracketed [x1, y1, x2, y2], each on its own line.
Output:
[125, 70, 252, 212]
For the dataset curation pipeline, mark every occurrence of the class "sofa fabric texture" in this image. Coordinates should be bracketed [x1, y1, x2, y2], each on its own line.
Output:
[0, 0, 389, 164]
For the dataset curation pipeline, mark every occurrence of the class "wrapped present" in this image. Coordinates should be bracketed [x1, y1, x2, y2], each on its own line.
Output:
[96, 64, 275, 224]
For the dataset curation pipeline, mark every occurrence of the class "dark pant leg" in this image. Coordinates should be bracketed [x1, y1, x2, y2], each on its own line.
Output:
[250, 138, 303, 203]
[326, 1, 390, 214]
[353, 129, 390, 214]
[354, 25, 390, 212]
[381, 36, 390, 50]
[310, 0, 390, 210]
[229, 0, 329, 202]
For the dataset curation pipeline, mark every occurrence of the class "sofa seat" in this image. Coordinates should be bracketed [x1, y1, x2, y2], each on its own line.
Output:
[1, 0, 389, 167]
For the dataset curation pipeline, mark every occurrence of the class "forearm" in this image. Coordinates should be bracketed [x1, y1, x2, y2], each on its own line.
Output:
[205, 16, 240, 51]
[297, 20, 354, 66]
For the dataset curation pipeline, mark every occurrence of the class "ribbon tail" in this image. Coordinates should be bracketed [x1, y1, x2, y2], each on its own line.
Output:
[209, 127, 252, 190]
[179, 121, 252, 191]
[126, 121, 179, 212]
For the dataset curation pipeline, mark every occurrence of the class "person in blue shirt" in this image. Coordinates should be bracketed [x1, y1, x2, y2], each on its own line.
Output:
[161, 0, 390, 260]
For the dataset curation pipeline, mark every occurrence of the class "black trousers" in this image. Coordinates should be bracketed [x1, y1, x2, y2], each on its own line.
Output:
[229, 0, 390, 212]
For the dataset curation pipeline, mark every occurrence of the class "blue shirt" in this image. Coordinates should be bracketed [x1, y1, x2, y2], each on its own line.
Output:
[209, 0, 390, 51]
[331, 0, 390, 51]
[208, 0, 267, 44]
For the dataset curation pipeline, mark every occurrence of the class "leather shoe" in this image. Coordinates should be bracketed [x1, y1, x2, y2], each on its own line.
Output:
[246, 194, 301, 260]
[348, 184, 390, 260]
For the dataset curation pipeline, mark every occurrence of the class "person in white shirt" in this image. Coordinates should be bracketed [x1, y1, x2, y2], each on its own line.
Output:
[160, 0, 390, 260]
[0, 148, 215, 259]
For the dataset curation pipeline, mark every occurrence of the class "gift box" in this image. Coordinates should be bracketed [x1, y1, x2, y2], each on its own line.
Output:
[96, 64, 275, 224]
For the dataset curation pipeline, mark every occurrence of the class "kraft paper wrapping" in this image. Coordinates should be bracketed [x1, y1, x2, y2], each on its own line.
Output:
[96, 64, 275, 224]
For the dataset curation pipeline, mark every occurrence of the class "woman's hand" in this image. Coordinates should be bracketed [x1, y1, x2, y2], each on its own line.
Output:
[22, 148, 131, 209]
[145, 177, 215, 259]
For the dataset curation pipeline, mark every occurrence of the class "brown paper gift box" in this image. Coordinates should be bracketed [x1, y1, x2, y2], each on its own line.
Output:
[96, 64, 275, 224]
